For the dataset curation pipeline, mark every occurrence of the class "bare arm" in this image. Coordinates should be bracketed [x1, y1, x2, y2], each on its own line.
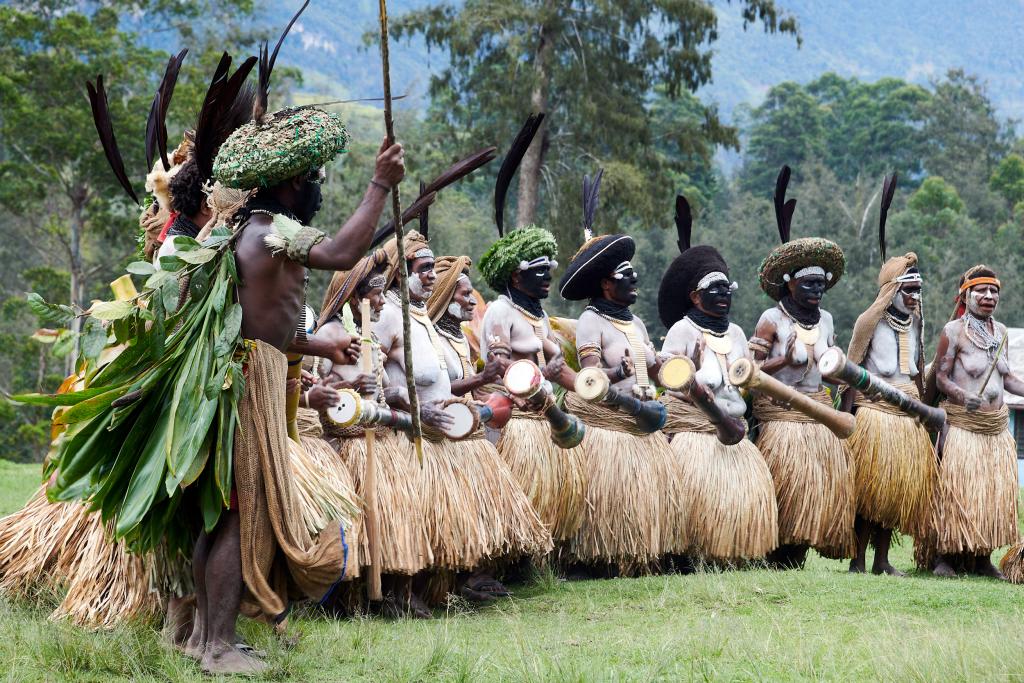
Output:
[287, 329, 358, 366]
[934, 327, 971, 406]
[306, 139, 405, 271]
[752, 317, 788, 376]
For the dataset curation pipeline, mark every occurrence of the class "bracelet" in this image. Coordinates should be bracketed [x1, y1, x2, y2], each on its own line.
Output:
[370, 179, 390, 193]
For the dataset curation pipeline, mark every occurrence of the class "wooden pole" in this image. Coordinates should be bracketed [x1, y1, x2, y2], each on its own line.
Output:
[360, 299, 383, 601]
[378, 0, 424, 462]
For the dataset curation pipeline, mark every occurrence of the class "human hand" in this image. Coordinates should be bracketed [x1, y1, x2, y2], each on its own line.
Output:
[542, 355, 567, 382]
[305, 384, 340, 411]
[373, 137, 405, 188]
[481, 354, 510, 383]
[963, 391, 983, 412]
[421, 400, 454, 431]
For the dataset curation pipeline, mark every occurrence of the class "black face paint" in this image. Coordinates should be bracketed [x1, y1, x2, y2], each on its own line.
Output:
[792, 275, 827, 309]
[294, 178, 323, 225]
[609, 268, 638, 305]
[697, 282, 732, 318]
[517, 265, 552, 300]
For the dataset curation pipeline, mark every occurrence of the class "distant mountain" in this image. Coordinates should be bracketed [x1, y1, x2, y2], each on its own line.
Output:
[262, 0, 1024, 124]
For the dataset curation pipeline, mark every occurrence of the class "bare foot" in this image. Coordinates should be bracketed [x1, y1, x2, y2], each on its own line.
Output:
[201, 643, 268, 676]
[466, 575, 510, 597]
[408, 592, 433, 619]
[933, 560, 957, 578]
[848, 559, 866, 574]
[974, 557, 1007, 580]
[871, 562, 906, 577]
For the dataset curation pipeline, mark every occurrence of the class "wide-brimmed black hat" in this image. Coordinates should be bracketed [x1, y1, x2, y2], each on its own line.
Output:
[758, 237, 845, 301]
[558, 234, 635, 301]
[658, 245, 729, 328]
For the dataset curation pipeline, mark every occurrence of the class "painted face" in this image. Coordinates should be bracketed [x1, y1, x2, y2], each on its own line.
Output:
[967, 284, 999, 318]
[365, 287, 385, 322]
[294, 168, 325, 225]
[408, 256, 436, 301]
[604, 266, 639, 306]
[690, 281, 733, 318]
[893, 282, 921, 314]
[788, 275, 827, 309]
[449, 277, 475, 321]
[513, 264, 552, 299]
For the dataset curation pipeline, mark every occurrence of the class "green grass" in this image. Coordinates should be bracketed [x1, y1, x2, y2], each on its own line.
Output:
[2, 462, 1024, 681]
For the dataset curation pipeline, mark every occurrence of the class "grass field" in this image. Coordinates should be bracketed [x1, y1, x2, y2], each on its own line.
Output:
[2, 461, 1024, 682]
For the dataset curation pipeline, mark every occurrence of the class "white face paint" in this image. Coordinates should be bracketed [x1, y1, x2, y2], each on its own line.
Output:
[408, 275, 430, 302]
[448, 301, 470, 321]
[967, 285, 999, 318]
[891, 287, 920, 315]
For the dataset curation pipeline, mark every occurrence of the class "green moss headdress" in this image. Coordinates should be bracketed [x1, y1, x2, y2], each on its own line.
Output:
[479, 226, 558, 291]
[212, 107, 350, 190]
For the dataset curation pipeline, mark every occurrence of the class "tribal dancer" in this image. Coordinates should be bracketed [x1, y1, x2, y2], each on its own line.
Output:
[376, 233, 551, 606]
[557, 172, 682, 574]
[928, 266, 1022, 579]
[748, 168, 855, 567]
[843, 179, 935, 575]
[477, 117, 585, 548]
[316, 249, 435, 616]
[657, 198, 778, 564]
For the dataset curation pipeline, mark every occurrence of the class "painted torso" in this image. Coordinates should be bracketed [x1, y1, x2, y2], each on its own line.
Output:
[758, 305, 836, 394]
[575, 309, 656, 394]
[663, 318, 750, 417]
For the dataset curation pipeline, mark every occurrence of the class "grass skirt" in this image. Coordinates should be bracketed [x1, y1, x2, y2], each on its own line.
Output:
[496, 414, 587, 542]
[931, 404, 1018, 555]
[755, 398, 856, 559]
[669, 431, 779, 562]
[288, 434, 362, 580]
[335, 430, 433, 576]
[848, 399, 936, 537]
[0, 484, 160, 629]
[568, 426, 674, 572]
[1000, 540, 1024, 583]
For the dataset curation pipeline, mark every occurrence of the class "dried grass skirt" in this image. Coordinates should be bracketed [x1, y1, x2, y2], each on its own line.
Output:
[335, 430, 433, 576]
[495, 414, 587, 542]
[848, 402, 936, 537]
[668, 431, 779, 561]
[756, 418, 856, 559]
[932, 410, 1018, 555]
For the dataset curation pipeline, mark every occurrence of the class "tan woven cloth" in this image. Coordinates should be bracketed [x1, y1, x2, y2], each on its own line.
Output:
[943, 401, 1010, 435]
[564, 392, 653, 437]
[235, 340, 347, 622]
[427, 255, 472, 322]
[381, 229, 430, 292]
[659, 395, 719, 435]
[753, 390, 835, 423]
[847, 253, 919, 366]
[317, 249, 388, 330]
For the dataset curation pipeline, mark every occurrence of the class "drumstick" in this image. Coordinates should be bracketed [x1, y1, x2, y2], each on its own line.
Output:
[361, 299, 383, 602]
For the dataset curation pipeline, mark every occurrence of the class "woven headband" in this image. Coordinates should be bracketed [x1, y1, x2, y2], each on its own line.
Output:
[960, 276, 1000, 293]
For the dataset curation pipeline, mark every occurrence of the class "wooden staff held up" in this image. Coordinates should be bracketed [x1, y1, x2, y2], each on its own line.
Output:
[360, 298, 383, 601]
[377, 0, 424, 461]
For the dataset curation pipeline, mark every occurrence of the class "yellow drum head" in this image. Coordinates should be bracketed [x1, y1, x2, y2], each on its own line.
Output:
[658, 356, 694, 390]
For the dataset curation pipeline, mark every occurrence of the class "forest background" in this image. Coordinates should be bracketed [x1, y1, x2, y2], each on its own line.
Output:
[2, 0, 1023, 462]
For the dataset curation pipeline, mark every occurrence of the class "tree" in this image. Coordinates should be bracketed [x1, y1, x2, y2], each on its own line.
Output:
[740, 81, 825, 192]
[391, 0, 798, 249]
[989, 154, 1024, 209]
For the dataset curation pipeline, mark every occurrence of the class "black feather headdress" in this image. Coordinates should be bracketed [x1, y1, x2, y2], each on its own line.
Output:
[418, 180, 429, 239]
[878, 172, 898, 262]
[145, 48, 188, 173]
[193, 53, 258, 181]
[371, 146, 498, 248]
[581, 168, 603, 240]
[675, 194, 692, 253]
[494, 113, 544, 236]
[255, 0, 310, 122]
[773, 165, 796, 243]
[86, 76, 139, 205]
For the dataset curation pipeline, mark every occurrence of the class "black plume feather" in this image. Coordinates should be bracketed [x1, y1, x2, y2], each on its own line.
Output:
[145, 48, 187, 172]
[582, 168, 603, 236]
[494, 113, 545, 236]
[86, 76, 139, 205]
[418, 180, 429, 239]
[193, 54, 258, 180]
[256, 0, 310, 121]
[374, 146, 498, 246]
[773, 165, 793, 243]
[675, 195, 692, 253]
[879, 172, 898, 262]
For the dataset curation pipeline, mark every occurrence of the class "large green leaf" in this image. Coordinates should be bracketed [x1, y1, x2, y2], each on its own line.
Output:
[215, 304, 243, 358]
[26, 292, 76, 325]
[115, 405, 172, 538]
[177, 248, 217, 265]
[12, 385, 112, 407]
[52, 409, 116, 492]
[59, 385, 133, 423]
[90, 300, 135, 321]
